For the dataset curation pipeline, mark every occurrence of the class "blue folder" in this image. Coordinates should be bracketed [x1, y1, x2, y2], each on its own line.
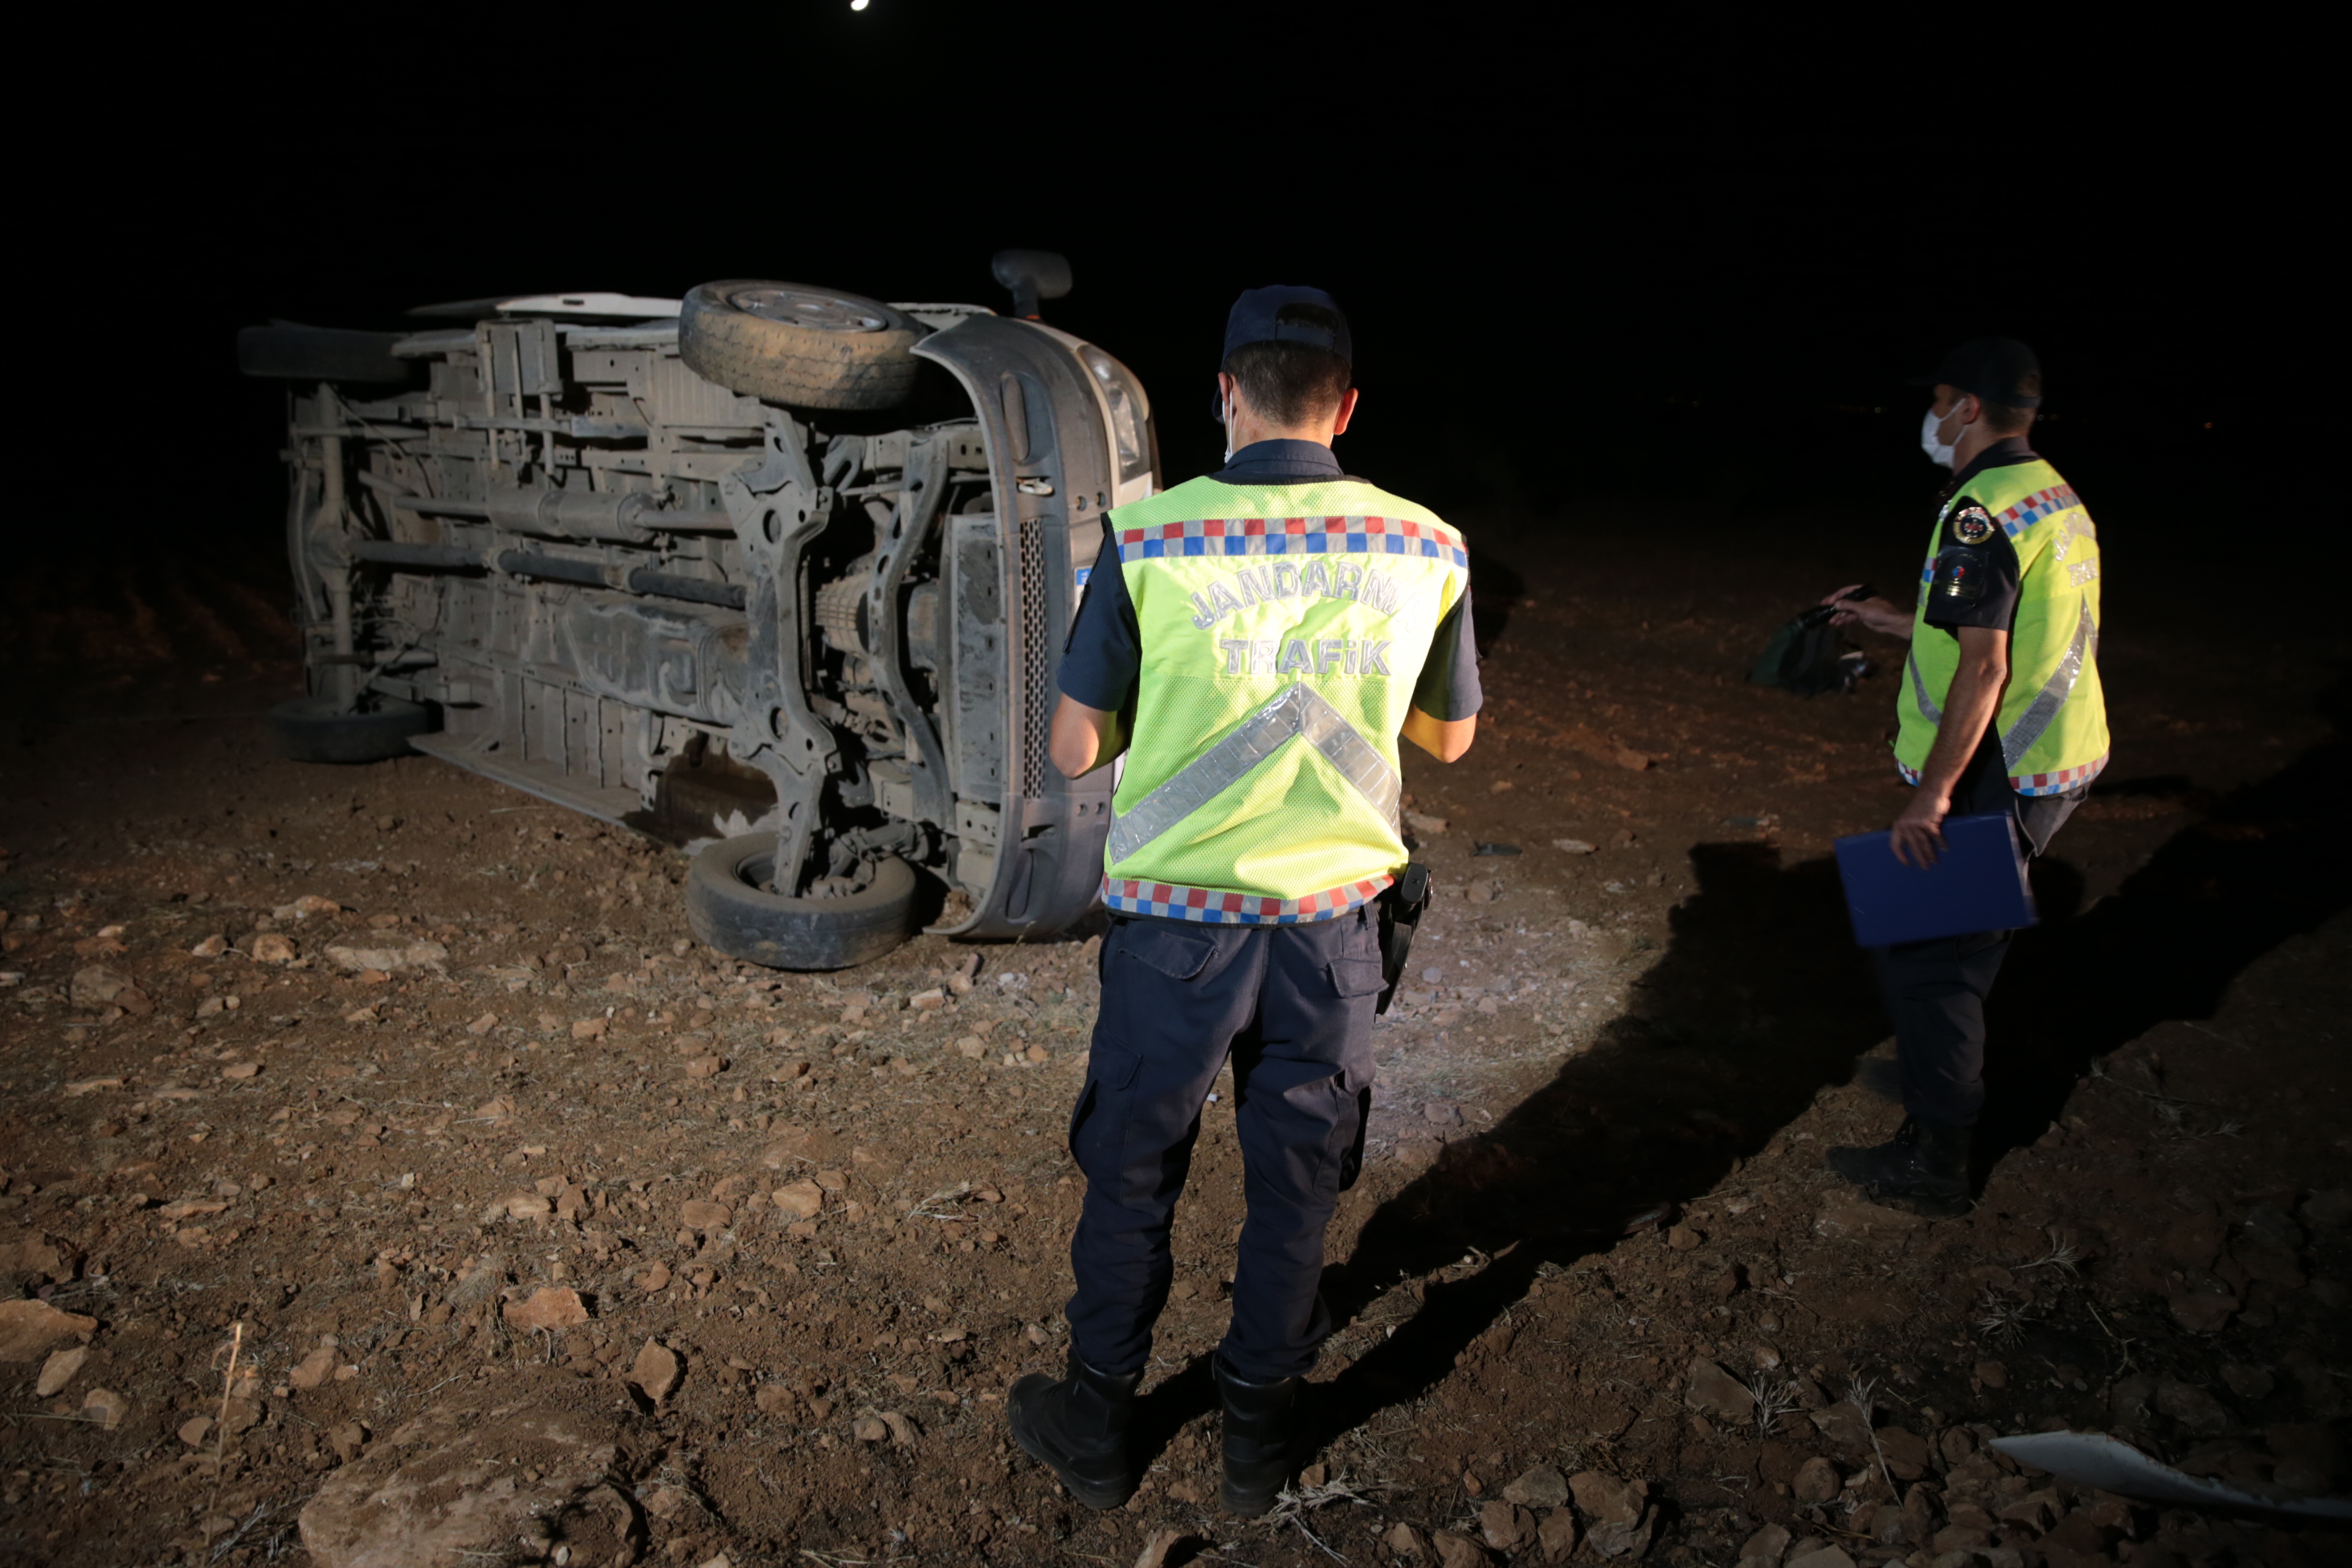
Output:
[1833, 812, 2037, 947]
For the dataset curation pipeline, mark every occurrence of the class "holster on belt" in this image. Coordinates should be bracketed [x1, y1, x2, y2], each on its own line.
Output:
[1374, 863, 1432, 1016]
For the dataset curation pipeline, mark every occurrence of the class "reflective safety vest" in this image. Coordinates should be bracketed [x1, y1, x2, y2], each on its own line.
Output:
[1895, 457, 2110, 796]
[1100, 475, 1469, 922]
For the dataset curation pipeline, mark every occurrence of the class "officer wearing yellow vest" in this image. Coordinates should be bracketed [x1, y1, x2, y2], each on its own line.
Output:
[1820, 337, 2108, 1216]
[1008, 286, 1480, 1515]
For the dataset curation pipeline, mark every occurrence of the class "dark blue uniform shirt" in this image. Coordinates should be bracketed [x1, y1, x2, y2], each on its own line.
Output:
[1925, 436, 2039, 635]
[1058, 439, 1483, 722]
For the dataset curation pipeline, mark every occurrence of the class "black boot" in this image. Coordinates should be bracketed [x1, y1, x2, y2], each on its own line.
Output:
[1215, 1354, 1303, 1517]
[1827, 1115, 1972, 1216]
[1007, 1349, 1140, 1510]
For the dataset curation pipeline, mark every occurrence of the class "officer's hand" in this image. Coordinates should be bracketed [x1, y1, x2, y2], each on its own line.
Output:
[1823, 587, 1906, 638]
[1890, 790, 1950, 868]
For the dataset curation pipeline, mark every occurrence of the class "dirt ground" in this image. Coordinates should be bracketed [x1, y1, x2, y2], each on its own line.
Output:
[3, 504, 2347, 1568]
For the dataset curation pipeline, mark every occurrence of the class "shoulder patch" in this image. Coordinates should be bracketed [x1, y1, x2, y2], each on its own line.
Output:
[1950, 505, 1997, 545]
[1932, 546, 1988, 603]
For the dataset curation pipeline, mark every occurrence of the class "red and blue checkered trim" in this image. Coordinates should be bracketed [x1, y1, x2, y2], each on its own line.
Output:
[1116, 516, 1467, 568]
[1893, 751, 2108, 797]
[2010, 752, 2107, 796]
[1995, 485, 2082, 538]
[1101, 873, 1393, 924]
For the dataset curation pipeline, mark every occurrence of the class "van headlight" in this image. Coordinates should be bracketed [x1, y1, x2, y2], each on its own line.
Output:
[1080, 346, 1154, 489]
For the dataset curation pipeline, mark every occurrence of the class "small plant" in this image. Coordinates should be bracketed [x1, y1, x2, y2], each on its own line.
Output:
[1847, 1375, 1896, 1492]
[1747, 1374, 1801, 1437]
[2022, 1239, 2081, 1277]
[1269, 1469, 1388, 1561]
[1976, 1287, 2031, 1345]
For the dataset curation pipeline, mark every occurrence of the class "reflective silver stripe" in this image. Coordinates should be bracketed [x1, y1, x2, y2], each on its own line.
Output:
[1106, 684, 1400, 866]
[1906, 647, 1943, 724]
[2000, 600, 2096, 770]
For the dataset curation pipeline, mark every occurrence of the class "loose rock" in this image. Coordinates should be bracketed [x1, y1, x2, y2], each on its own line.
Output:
[1877, 1425, 1930, 1480]
[0, 1299, 98, 1362]
[2154, 1375, 2233, 1433]
[628, 1340, 681, 1401]
[1686, 1358, 1756, 1422]
[1431, 1531, 1485, 1568]
[1133, 1526, 1188, 1568]
[773, 1181, 824, 1219]
[250, 934, 299, 964]
[1792, 1456, 1841, 1503]
[81, 1387, 127, 1429]
[503, 1287, 590, 1333]
[1570, 1472, 1652, 1557]
[2168, 1287, 2239, 1333]
[36, 1344, 88, 1396]
[1502, 1463, 1571, 1509]
[299, 1394, 638, 1568]
[1785, 1549, 1856, 1568]
[679, 1199, 732, 1232]
[1481, 1499, 1535, 1550]
[71, 964, 152, 1013]
[328, 1422, 369, 1464]
[323, 939, 448, 974]
[1809, 1401, 1872, 1451]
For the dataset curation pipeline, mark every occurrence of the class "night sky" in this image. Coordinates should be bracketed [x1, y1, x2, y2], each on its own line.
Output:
[19, 9, 2332, 568]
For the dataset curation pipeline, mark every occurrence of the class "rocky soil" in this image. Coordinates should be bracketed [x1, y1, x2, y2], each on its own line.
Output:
[2, 511, 2346, 1567]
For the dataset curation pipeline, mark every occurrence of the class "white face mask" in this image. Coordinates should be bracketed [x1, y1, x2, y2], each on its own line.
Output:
[1919, 403, 1964, 469]
[1220, 390, 1236, 464]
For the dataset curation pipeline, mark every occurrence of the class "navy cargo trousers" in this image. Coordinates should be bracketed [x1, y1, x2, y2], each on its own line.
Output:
[1064, 907, 1383, 1383]
[1874, 739, 2079, 1128]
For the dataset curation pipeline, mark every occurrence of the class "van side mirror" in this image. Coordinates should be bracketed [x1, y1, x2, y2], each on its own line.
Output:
[990, 250, 1073, 321]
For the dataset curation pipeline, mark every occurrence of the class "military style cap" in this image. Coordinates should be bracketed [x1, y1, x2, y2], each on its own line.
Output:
[1222, 285, 1353, 366]
[1911, 336, 2043, 408]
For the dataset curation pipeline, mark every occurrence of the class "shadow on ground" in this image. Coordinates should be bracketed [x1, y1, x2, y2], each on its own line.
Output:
[1122, 673, 2351, 1455]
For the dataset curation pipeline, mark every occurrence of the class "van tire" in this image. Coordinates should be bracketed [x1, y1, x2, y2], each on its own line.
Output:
[265, 697, 434, 764]
[677, 282, 923, 410]
[685, 836, 920, 970]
